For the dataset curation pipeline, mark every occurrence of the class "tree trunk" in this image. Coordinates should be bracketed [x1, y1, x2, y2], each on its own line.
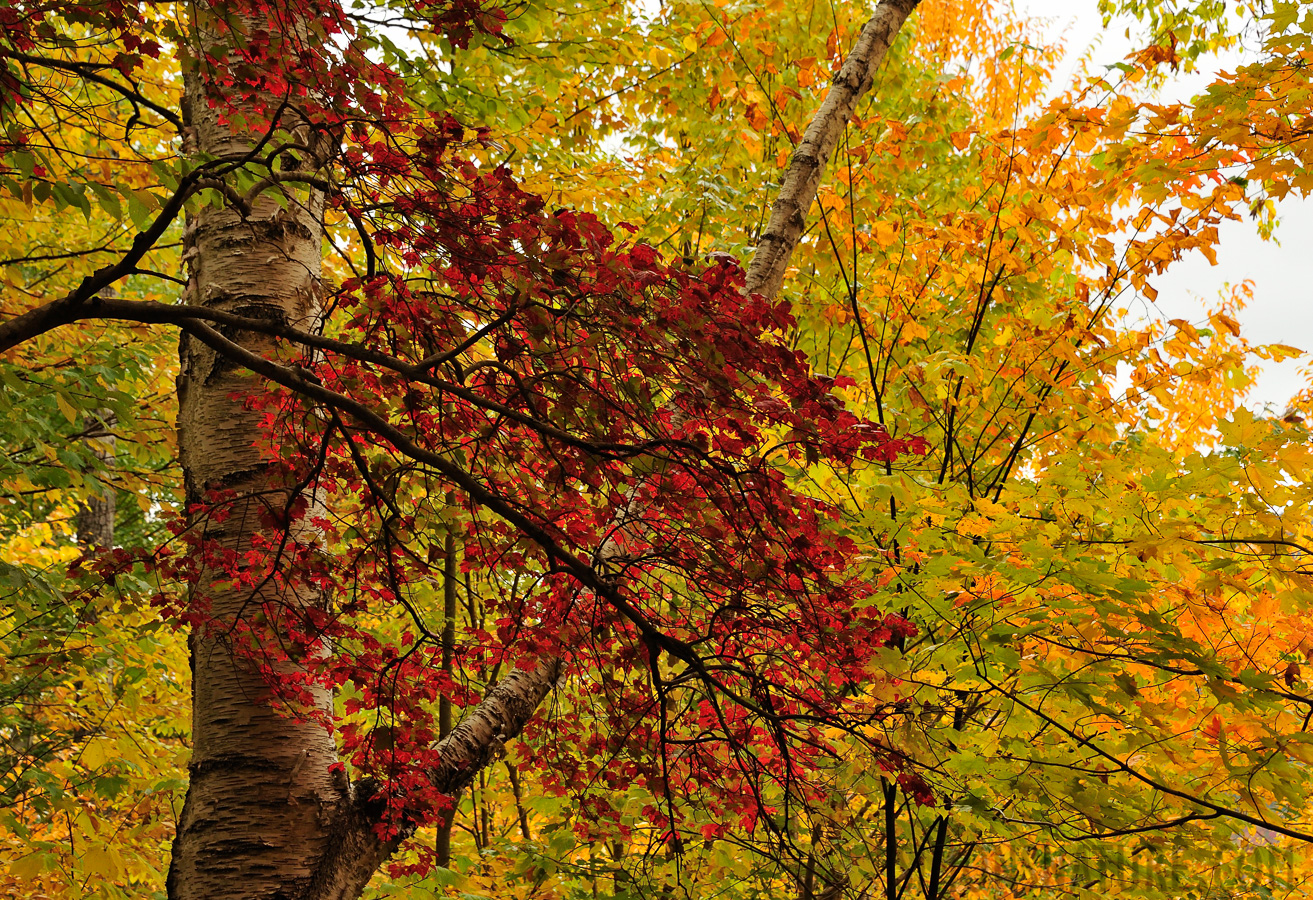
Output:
[299, 657, 564, 900]
[164, 50, 345, 900]
[76, 409, 116, 549]
[744, 0, 920, 300]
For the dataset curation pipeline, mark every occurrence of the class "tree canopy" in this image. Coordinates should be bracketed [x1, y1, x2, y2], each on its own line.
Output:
[2, 0, 1313, 898]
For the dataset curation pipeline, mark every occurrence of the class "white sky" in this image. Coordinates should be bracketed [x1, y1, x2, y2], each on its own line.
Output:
[1014, 0, 1312, 413]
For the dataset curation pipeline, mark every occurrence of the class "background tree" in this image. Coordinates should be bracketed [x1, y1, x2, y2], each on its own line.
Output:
[510, 1, 1313, 898]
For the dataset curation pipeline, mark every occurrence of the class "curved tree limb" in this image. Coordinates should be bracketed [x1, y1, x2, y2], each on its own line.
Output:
[302, 658, 564, 900]
[313, 1, 924, 890]
[5, 50, 184, 128]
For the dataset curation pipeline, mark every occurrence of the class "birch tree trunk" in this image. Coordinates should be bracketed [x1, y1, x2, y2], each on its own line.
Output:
[164, 40, 346, 900]
[744, 0, 920, 299]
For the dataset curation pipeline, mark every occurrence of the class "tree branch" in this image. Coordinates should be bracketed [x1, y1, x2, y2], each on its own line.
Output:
[0, 184, 192, 354]
[6, 51, 183, 128]
[300, 657, 564, 900]
[288, 2, 925, 891]
[0, 6, 925, 896]
[743, 0, 921, 300]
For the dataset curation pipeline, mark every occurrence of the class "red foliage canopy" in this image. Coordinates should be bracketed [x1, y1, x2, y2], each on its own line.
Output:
[7, 0, 931, 862]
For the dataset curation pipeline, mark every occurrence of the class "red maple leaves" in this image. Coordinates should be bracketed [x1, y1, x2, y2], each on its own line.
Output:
[49, 0, 935, 859]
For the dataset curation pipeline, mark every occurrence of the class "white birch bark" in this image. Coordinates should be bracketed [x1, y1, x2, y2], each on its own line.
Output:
[301, 658, 564, 899]
[744, 0, 921, 300]
[165, 49, 344, 900]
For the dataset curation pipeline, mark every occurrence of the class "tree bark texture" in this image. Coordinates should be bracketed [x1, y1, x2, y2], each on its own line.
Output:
[743, 0, 921, 300]
[165, 55, 345, 900]
[300, 657, 564, 900]
[76, 410, 116, 549]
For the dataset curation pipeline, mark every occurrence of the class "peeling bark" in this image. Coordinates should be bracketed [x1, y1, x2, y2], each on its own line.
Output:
[743, 0, 922, 301]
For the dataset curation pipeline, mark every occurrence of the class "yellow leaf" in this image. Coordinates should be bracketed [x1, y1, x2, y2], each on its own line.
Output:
[1266, 343, 1304, 361]
[82, 845, 123, 879]
[1168, 318, 1199, 341]
[82, 737, 111, 770]
[11, 853, 47, 879]
[1213, 311, 1242, 336]
[56, 391, 78, 424]
[682, 33, 697, 52]
[74, 808, 98, 838]
[958, 516, 991, 537]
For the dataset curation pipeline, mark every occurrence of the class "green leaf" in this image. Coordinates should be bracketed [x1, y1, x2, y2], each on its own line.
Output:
[87, 181, 123, 219]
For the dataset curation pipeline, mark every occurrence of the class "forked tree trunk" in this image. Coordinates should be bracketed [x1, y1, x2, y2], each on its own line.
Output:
[163, 0, 919, 897]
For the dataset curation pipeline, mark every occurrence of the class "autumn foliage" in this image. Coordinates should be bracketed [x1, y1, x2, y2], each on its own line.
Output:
[3, 0, 1313, 898]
